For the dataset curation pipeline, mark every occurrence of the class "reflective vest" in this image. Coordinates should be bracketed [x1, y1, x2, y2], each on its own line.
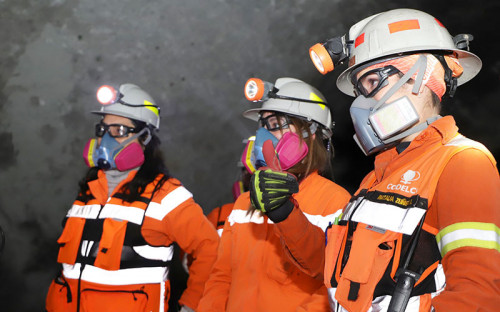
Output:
[50, 173, 193, 312]
[325, 134, 496, 312]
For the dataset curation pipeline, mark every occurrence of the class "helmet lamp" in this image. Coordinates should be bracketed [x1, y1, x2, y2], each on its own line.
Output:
[244, 78, 275, 102]
[97, 85, 119, 105]
[309, 36, 350, 75]
[309, 43, 333, 75]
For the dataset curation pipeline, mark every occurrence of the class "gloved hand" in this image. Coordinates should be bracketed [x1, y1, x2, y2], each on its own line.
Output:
[249, 169, 299, 214]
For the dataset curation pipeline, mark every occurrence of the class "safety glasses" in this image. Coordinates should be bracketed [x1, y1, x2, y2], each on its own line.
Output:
[352, 65, 400, 97]
[95, 123, 138, 138]
[259, 113, 291, 132]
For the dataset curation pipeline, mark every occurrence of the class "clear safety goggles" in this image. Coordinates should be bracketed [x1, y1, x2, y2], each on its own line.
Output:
[95, 122, 138, 138]
[259, 113, 291, 132]
[352, 65, 400, 97]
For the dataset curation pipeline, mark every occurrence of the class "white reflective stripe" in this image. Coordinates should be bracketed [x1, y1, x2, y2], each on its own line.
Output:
[330, 287, 439, 312]
[145, 186, 193, 220]
[132, 245, 174, 262]
[328, 270, 443, 312]
[445, 135, 486, 150]
[228, 209, 267, 226]
[217, 228, 224, 237]
[62, 263, 168, 285]
[437, 227, 500, 254]
[327, 288, 341, 312]
[99, 204, 145, 224]
[304, 210, 342, 231]
[370, 294, 423, 312]
[433, 263, 446, 295]
[351, 200, 426, 235]
[370, 295, 392, 311]
[159, 280, 165, 312]
[66, 204, 101, 218]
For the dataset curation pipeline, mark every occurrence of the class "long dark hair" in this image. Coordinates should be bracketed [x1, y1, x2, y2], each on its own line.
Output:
[78, 120, 171, 203]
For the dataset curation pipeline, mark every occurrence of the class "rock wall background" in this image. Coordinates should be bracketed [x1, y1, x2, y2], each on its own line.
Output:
[0, 0, 498, 310]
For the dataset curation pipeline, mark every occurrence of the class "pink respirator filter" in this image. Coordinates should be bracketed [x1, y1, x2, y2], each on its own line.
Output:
[275, 132, 308, 170]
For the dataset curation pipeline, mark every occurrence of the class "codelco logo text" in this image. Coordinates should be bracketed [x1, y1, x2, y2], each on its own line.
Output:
[386, 170, 420, 194]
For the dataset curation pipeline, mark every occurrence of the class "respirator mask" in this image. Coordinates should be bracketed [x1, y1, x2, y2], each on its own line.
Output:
[252, 113, 315, 170]
[350, 54, 440, 155]
[83, 124, 151, 171]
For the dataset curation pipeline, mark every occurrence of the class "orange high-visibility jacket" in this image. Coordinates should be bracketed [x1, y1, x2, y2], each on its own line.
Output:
[207, 203, 234, 236]
[46, 170, 219, 312]
[276, 116, 500, 312]
[180, 203, 234, 272]
[197, 171, 351, 312]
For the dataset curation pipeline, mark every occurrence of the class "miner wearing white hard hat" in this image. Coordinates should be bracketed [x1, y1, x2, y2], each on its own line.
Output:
[45, 83, 219, 312]
[198, 77, 350, 311]
[255, 8, 499, 312]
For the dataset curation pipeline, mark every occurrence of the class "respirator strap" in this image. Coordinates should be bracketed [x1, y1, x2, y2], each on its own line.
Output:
[119, 127, 150, 148]
[373, 55, 428, 111]
[384, 115, 441, 144]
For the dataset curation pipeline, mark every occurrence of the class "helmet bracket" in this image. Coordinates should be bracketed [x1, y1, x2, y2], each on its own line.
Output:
[434, 54, 458, 98]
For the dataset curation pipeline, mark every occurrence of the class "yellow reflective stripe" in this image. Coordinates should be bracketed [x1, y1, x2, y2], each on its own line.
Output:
[309, 92, 325, 110]
[436, 222, 500, 256]
[144, 100, 159, 116]
[440, 239, 500, 256]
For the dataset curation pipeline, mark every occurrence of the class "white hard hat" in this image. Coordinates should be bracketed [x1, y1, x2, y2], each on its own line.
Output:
[93, 83, 160, 128]
[336, 8, 482, 96]
[243, 77, 334, 137]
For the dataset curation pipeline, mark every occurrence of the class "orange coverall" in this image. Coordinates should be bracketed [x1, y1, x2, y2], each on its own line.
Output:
[46, 170, 219, 311]
[207, 203, 234, 236]
[197, 171, 351, 312]
[274, 116, 500, 311]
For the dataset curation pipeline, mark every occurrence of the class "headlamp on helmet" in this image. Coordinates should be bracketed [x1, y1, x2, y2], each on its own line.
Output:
[309, 35, 351, 75]
[92, 83, 161, 129]
[244, 78, 276, 102]
[97, 85, 119, 105]
[243, 78, 327, 105]
[95, 84, 161, 111]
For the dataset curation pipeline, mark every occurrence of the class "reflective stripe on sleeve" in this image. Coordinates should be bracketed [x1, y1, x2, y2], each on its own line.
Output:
[145, 186, 193, 220]
[66, 204, 101, 219]
[228, 209, 266, 226]
[436, 222, 500, 256]
[351, 200, 426, 235]
[303, 210, 343, 231]
[445, 134, 486, 150]
[132, 245, 174, 262]
[63, 263, 168, 285]
[99, 204, 145, 224]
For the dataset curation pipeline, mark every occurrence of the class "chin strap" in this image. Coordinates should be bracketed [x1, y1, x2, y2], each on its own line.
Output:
[434, 54, 458, 98]
[384, 115, 441, 144]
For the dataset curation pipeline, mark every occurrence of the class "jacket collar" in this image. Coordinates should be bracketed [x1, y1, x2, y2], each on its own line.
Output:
[373, 115, 458, 183]
[88, 169, 138, 204]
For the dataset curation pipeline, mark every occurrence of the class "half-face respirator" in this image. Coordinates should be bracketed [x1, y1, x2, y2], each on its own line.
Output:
[243, 77, 332, 169]
[349, 55, 440, 155]
[83, 128, 149, 171]
[83, 84, 157, 171]
[252, 127, 309, 170]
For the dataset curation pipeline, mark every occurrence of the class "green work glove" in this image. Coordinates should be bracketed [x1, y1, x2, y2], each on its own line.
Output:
[249, 169, 299, 214]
